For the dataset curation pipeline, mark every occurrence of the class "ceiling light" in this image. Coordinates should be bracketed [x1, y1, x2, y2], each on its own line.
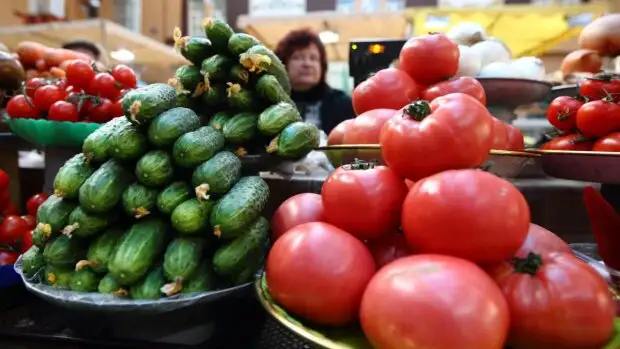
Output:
[111, 49, 135, 63]
[319, 30, 340, 44]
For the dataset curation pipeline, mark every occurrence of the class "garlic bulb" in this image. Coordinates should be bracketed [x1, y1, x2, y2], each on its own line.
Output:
[477, 61, 520, 78]
[510, 56, 546, 81]
[455, 45, 482, 77]
[446, 22, 487, 46]
[470, 39, 511, 68]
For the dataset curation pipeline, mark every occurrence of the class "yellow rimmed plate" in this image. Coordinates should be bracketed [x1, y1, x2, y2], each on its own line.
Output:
[526, 149, 620, 184]
[318, 145, 540, 178]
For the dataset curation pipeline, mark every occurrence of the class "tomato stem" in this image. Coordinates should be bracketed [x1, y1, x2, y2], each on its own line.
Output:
[402, 101, 431, 121]
[512, 252, 543, 276]
[348, 158, 377, 170]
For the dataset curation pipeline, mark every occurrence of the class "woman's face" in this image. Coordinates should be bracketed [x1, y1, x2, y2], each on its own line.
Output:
[287, 44, 322, 92]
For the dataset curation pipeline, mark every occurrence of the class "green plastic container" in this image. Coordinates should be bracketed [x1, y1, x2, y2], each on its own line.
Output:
[4, 117, 101, 148]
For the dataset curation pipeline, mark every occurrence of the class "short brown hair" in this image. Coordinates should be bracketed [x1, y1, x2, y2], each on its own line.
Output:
[274, 28, 328, 83]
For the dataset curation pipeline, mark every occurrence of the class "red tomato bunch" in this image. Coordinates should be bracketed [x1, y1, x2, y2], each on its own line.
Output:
[543, 73, 620, 151]
[330, 33, 525, 162]
[0, 169, 47, 266]
[6, 60, 137, 123]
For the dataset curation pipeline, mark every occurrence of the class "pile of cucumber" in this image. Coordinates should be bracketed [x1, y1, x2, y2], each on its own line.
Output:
[18, 19, 317, 300]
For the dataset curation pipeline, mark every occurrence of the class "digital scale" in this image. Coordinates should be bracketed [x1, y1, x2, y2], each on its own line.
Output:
[348, 38, 406, 87]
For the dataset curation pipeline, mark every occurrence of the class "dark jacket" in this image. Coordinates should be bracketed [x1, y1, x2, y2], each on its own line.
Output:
[291, 83, 355, 135]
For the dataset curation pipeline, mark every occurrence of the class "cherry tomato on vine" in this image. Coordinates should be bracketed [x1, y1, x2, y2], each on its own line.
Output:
[65, 60, 96, 89]
[546, 96, 584, 131]
[2, 203, 19, 216]
[579, 75, 620, 102]
[576, 99, 620, 137]
[48, 101, 80, 122]
[109, 98, 124, 117]
[21, 215, 36, 230]
[78, 97, 97, 118]
[87, 98, 113, 123]
[541, 134, 594, 151]
[89, 72, 122, 100]
[593, 132, 620, 152]
[33, 84, 66, 112]
[0, 215, 30, 244]
[111, 64, 138, 89]
[6, 95, 38, 119]
[24, 77, 47, 98]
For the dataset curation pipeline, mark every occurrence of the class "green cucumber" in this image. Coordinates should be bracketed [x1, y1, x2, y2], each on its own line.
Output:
[122, 83, 177, 125]
[157, 181, 192, 215]
[267, 121, 320, 158]
[82, 117, 127, 162]
[79, 159, 134, 213]
[228, 33, 260, 56]
[62, 206, 116, 239]
[240, 45, 291, 94]
[147, 107, 201, 148]
[32, 224, 52, 248]
[204, 18, 234, 53]
[200, 82, 226, 107]
[43, 235, 84, 267]
[171, 198, 215, 235]
[172, 65, 203, 94]
[210, 176, 270, 239]
[44, 265, 73, 288]
[208, 111, 232, 131]
[130, 264, 165, 300]
[77, 227, 125, 274]
[21, 245, 45, 278]
[172, 126, 225, 168]
[191, 151, 242, 197]
[122, 182, 159, 219]
[173, 29, 213, 65]
[255, 74, 294, 105]
[108, 218, 169, 285]
[229, 64, 251, 85]
[70, 268, 100, 292]
[213, 216, 269, 276]
[135, 150, 175, 188]
[36, 195, 77, 234]
[201, 54, 233, 81]
[98, 273, 127, 295]
[222, 112, 258, 144]
[109, 120, 148, 161]
[53, 153, 94, 199]
[226, 83, 261, 112]
[182, 260, 216, 293]
[161, 238, 204, 295]
[258, 102, 302, 137]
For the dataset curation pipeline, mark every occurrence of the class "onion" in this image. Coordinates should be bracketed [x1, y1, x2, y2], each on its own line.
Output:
[455, 45, 482, 77]
[477, 61, 520, 78]
[446, 22, 487, 46]
[511, 56, 546, 81]
[578, 14, 620, 57]
[470, 39, 511, 68]
[560, 49, 602, 77]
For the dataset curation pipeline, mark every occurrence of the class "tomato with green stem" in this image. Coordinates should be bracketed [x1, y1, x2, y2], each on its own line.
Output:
[111, 64, 138, 89]
[380, 93, 493, 181]
[33, 84, 66, 112]
[576, 99, 620, 137]
[48, 100, 80, 122]
[541, 133, 594, 151]
[399, 33, 459, 85]
[6, 95, 38, 119]
[490, 252, 615, 349]
[546, 96, 584, 131]
[87, 98, 113, 123]
[579, 75, 620, 102]
[24, 77, 47, 98]
[89, 72, 122, 100]
[65, 60, 95, 89]
[322, 160, 408, 240]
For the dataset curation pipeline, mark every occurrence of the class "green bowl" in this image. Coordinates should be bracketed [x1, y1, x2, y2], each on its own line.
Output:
[4, 117, 101, 148]
[256, 273, 620, 349]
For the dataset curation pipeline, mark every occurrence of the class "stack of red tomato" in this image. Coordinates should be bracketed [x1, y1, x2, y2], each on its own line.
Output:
[266, 33, 616, 349]
[5, 61, 137, 123]
[543, 73, 620, 151]
[327, 33, 524, 152]
[0, 169, 48, 267]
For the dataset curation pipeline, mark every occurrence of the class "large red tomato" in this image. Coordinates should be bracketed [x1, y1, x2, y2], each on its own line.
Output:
[365, 232, 411, 269]
[360, 255, 509, 349]
[402, 169, 530, 263]
[327, 119, 353, 145]
[380, 93, 493, 181]
[546, 96, 584, 132]
[491, 118, 510, 150]
[399, 33, 459, 85]
[421, 77, 486, 105]
[271, 193, 325, 241]
[266, 222, 376, 325]
[580, 75, 620, 102]
[351, 68, 419, 115]
[491, 252, 615, 349]
[322, 162, 408, 240]
[505, 124, 525, 151]
[343, 109, 395, 144]
[516, 223, 571, 257]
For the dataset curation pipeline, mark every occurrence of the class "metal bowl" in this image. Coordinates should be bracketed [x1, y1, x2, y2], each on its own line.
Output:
[527, 149, 620, 184]
[475, 78, 552, 123]
[550, 84, 578, 99]
[318, 145, 540, 178]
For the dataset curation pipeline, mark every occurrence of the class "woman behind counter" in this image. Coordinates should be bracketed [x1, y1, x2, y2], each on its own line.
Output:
[275, 29, 355, 135]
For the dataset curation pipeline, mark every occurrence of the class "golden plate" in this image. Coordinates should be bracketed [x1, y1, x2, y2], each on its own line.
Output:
[526, 149, 620, 184]
[318, 145, 540, 178]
